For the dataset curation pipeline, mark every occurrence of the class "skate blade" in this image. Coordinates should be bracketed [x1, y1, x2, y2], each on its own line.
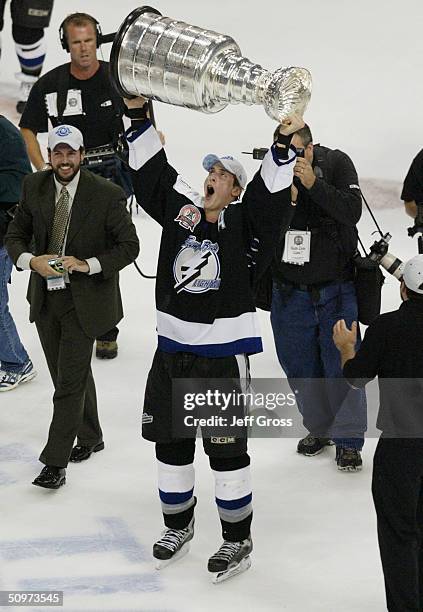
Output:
[211, 555, 252, 584]
[155, 542, 190, 570]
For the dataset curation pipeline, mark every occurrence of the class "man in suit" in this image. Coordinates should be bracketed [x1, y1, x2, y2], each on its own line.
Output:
[5, 124, 139, 489]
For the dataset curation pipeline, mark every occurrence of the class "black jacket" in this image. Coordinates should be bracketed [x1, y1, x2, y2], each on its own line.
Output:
[5, 169, 139, 338]
[401, 148, 423, 203]
[0, 116, 32, 245]
[343, 300, 423, 436]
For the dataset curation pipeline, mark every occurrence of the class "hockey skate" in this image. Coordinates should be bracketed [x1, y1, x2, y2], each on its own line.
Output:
[208, 536, 253, 583]
[15, 72, 38, 114]
[153, 517, 194, 569]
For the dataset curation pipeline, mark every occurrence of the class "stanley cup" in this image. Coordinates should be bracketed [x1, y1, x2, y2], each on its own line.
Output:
[110, 6, 312, 121]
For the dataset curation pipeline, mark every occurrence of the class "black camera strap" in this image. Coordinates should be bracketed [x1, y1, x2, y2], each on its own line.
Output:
[313, 144, 386, 256]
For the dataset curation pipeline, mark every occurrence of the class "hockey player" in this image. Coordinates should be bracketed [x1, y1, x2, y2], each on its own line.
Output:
[0, 0, 54, 113]
[124, 95, 303, 582]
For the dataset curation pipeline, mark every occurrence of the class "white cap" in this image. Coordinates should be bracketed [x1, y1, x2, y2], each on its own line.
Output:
[48, 125, 84, 151]
[202, 154, 248, 190]
[403, 255, 423, 294]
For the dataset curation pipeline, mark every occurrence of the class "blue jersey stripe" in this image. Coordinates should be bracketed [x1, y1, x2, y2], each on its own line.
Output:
[271, 143, 297, 167]
[125, 120, 152, 142]
[159, 488, 194, 504]
[17, 54, 45, 68]
[215, 493, 253, 510]
[158, 336, 262, 357]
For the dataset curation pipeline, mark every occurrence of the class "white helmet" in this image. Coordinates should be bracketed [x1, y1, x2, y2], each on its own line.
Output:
[403, 255, 423, 294]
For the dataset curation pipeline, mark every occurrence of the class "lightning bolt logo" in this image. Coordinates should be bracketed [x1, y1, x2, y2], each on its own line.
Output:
[174, 249, 211, 293]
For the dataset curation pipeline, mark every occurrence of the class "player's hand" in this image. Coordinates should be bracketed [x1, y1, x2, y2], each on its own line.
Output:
[30, 254, 61, 278]
[291, 183, 298, 204]
[60, 256, 89, 274]
[279, 113, 305, 136]
[293, 156, 316, 189]
[333, 319, 357, 350]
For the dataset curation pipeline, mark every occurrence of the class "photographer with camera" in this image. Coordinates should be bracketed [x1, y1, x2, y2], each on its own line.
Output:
[269, 124, 367, 471]
[0, 115, 36, 391]
[333, 254, 423, 612]
[5, 124, 139, 488]
[19, 12, 131, 360]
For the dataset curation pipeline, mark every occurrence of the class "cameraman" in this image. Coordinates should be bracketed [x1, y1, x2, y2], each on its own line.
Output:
[333, 255, 423, 612]
[402, 148, 423, 218]
[269, 124, 366, 471]
[19, 12, 132, 360]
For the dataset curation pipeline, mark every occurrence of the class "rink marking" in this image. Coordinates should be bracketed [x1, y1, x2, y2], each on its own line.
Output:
[0, 443, 37, 464]
[19, 573, 161, 594]
[1, 517, 147, 562]
[0, 470, 17, 485]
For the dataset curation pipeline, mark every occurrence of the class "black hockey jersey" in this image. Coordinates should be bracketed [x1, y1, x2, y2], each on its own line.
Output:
[127, 120, 296, 357]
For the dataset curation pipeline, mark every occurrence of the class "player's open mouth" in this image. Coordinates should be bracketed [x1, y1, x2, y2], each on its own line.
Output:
[206, 186, 214, 196]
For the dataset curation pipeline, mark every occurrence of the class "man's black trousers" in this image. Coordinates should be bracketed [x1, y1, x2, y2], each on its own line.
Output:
[372, 437, 423, 612]
[35, 288, 103, 468]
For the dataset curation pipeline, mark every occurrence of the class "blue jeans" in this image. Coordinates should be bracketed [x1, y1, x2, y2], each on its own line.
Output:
[270, 281, 366, 449]
[0, 246, 29, 372]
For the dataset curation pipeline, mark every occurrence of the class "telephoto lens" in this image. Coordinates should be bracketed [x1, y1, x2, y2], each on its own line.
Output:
[369, 234, 403, 279]
[377, 253, 404, 279]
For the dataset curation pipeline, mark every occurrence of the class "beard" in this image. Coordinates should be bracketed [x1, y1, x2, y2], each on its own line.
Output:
[52, 163, 80, 184]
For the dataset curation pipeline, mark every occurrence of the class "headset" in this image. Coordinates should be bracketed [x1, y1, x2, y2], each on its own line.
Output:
[59, 14, 102, 52]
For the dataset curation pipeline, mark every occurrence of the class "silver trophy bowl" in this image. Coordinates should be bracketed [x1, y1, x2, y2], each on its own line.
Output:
[110, 6, 312, 121]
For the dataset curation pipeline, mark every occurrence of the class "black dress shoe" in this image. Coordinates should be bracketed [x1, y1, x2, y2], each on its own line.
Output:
[32, 466, 66, 489]
[69, 441, 105, 463]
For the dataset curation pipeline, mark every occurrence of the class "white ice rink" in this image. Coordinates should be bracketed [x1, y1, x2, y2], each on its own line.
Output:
[1, 1, 422, 610]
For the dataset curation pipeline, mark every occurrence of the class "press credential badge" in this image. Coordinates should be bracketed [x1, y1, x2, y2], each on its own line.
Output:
[282, 230, 311, 265]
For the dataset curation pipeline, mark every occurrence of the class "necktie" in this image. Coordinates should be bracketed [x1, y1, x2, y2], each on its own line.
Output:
[48, 186, 70, 255]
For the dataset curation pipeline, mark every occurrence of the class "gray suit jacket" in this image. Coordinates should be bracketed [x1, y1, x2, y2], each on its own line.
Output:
[5, 168, 139, 338]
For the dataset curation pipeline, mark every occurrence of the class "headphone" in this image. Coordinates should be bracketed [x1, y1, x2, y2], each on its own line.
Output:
[59, 15, 102, 52]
